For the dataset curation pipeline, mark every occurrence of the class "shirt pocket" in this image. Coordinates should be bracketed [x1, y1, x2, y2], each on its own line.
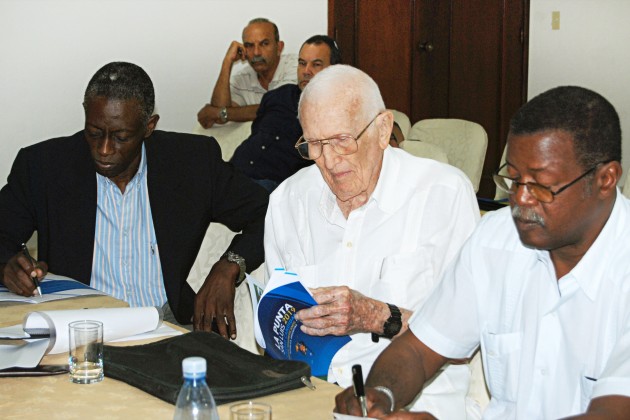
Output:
[480, 328, 522, 403]
[372, 249, 434, 308]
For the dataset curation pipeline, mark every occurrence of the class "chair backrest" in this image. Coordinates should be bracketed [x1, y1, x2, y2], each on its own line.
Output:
[400, 139, 449, 164]
[390, 109, 411, 140]
[408, 119, 488, 192]
[622, 170, 630, 199]
[494, 145, 508, 200]
[192, 121, 253, 161]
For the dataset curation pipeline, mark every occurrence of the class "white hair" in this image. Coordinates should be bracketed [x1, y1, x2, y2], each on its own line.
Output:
[298, 64, 385, 125]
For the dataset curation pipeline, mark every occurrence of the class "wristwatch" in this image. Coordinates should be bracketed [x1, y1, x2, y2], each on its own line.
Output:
[371, 303, 402, 342]
[221, 251, 246, 286]
[219, 107, 228, 123]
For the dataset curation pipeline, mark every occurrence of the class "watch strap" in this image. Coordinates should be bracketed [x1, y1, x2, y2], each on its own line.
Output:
[219, 107, 228, 123]
[372, 303, 402, 342]
[221, 251, 246, 286]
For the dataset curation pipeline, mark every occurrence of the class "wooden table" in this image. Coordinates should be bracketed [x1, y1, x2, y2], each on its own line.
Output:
[0, 296, 341, 419]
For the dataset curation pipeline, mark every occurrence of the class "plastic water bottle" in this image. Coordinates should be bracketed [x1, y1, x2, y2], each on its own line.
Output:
[173, 357, 219, 420]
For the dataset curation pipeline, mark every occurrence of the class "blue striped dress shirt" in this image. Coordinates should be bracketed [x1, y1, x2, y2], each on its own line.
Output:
[91, 145, 167, 307]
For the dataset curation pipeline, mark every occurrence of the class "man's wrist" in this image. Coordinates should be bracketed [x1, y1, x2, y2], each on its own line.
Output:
[371, 303, 402, 342]
[221, 251, 246, 286]
[219, 107, 228, 123]
[374, 386, 395, 412]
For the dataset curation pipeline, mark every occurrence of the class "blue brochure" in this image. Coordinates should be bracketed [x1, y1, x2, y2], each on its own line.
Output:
[252, 270, 351, 377]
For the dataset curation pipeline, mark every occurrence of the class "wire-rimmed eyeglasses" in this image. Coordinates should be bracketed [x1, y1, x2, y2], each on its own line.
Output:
[294, 114, 380, 160]
[493, 160, 612, 203]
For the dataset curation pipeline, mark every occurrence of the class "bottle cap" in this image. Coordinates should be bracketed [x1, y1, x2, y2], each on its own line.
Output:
[182, 357, 207, 377]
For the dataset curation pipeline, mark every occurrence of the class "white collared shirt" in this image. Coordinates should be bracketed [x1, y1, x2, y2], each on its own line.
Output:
[265, 147, 480, 416]
[411, 191, 630, 419]
[230, 54, 298, 106]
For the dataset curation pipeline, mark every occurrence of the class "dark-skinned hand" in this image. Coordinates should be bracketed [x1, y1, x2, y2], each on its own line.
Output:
[193, 258, 240, 339]
[0, 253, 48, 296]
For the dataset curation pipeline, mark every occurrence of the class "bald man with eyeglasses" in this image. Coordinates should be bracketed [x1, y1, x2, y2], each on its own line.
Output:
[264, 65, 482, 418]
[336, 86, 630, 419]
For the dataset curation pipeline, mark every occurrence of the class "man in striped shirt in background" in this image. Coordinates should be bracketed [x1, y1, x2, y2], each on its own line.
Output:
[0, 62, 268, 339]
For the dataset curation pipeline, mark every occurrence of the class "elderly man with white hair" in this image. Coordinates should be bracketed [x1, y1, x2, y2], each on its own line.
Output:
[264, 65, 481, 417]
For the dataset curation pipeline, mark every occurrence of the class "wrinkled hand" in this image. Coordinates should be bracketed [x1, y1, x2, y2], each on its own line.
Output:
[295, 286, 381, 336]
[197, 104, 220, 129]
[335, 386, 391, 418]
[193, 258, 239, 339]
[0, 253, 48, 296]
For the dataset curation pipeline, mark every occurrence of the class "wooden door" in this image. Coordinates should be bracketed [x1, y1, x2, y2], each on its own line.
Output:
[329, 0, 529, 197]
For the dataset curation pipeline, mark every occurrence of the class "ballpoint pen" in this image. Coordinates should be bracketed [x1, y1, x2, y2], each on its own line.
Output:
[352, 364, 368, 417]
[21, 243, 42, 296]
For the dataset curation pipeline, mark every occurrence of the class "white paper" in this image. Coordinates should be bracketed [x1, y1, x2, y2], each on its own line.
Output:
[0, 273, 107, 303]
[22, 306, 163, 354]
[0, 339, 49, 370]
[0, 324, 31, 339]
[246, 272, 267, 348]
[333, 414, 378, 420]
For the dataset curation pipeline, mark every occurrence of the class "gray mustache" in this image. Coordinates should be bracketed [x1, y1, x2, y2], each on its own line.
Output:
[512, 205, 546, 226]
[250, 56, 266, 64]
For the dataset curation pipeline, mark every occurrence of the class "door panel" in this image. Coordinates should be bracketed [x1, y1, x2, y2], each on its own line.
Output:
[356, 0, 414, 114]
[412, 0, 451, 120]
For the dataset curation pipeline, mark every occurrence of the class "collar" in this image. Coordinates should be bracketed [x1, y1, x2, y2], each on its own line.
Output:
[96, 143, 147, 191]
[318, 147, 403, 223]
[243, 54, 294, 85]
[559, 190, 624, 300]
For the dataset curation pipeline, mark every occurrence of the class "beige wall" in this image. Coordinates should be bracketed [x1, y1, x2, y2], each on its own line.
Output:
[529, 0, 630, 184]
[0, 0, 327, 182]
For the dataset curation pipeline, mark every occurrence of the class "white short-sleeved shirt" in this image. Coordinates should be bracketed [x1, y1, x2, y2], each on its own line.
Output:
[265, 147, 480, 417]
[411, 192, 630, 419]
[230, 54, 298, 106]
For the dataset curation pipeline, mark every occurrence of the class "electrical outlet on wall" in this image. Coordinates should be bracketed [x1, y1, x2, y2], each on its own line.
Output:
[552, 11, 560, 30]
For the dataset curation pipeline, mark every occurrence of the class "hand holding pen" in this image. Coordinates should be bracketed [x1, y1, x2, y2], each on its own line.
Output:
[21, 243, 43, 296]
[352, 364, 368, 417]
[0, 243, 47, 297]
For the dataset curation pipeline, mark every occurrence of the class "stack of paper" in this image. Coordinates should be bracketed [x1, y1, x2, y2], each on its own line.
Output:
[0, 306, 176, 370]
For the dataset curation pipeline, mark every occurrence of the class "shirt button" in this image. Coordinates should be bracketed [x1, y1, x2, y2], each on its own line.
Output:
[540, 368, 548, 376]
[261, 145, 266, 150]
[346, 242, 353, 248]
[275, 136, 280, 140]
[249, 161, 254, 165]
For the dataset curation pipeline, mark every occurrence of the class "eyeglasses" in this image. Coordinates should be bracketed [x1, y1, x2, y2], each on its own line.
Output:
[493, 160, 611, 203]
[294, 114, 380, 160]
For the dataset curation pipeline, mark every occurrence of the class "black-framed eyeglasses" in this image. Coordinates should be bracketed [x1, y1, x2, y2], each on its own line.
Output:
[493, 160, 612, 203]
[294, 113, 380, 160]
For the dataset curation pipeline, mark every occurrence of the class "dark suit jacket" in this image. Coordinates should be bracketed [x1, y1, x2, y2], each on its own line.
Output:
[0, 130, 269, 323]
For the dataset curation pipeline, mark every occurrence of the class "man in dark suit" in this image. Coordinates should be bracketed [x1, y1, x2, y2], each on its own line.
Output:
[0, 62, 268, 339]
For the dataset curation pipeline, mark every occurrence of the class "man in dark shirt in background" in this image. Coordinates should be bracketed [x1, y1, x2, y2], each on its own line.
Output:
[230, 35, 342, 192]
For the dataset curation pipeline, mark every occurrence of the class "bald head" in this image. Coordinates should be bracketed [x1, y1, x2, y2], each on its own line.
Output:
[298, 65, 385, 127]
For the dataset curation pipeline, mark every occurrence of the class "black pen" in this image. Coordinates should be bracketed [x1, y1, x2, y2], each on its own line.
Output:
[21, 243, 42, 296]
[352, 364, 368, 417]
